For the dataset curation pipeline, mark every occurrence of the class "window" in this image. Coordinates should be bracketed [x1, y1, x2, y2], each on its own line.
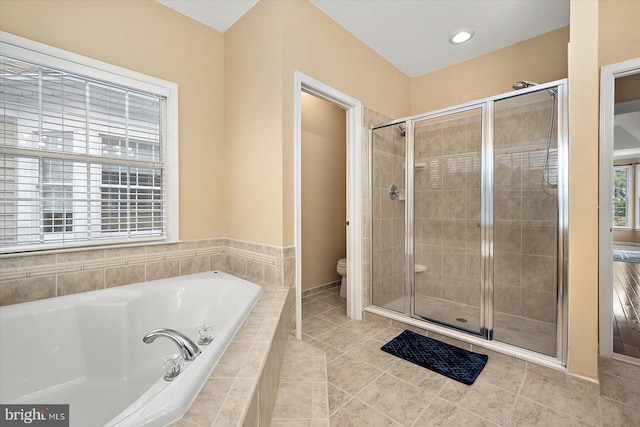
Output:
[42, 157, 74, 233]
[0, 33, 178, 253]
[613, 165, 631, 228]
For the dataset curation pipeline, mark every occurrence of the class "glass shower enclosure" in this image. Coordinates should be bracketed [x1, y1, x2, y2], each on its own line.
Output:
[370, 80, 568, 361]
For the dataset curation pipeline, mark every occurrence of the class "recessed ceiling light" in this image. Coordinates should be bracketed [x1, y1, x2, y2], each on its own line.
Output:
[449, 29, 474, 44]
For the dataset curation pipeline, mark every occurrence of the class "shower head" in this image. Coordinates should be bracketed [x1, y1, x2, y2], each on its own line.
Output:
[512, 80, 557, 97]
[512, 80, 540, 90]
[398, 122, 406, 137]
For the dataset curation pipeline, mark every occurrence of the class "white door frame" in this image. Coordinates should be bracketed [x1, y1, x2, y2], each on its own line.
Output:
[599, 57, 640, 356]
[294, 72, 363, 339]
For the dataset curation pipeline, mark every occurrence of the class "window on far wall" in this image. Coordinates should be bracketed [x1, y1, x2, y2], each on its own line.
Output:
[0, 33, 178, 253]
[613, 165, 631, 228]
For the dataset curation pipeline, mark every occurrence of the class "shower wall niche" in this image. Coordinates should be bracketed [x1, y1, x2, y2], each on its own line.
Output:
[369, 81, 567, 361]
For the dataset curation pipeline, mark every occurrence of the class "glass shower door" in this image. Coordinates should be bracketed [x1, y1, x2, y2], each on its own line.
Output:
[413, 107, 484, 334]
[492, 89, 560, 356]
[371, 123, 406, 313]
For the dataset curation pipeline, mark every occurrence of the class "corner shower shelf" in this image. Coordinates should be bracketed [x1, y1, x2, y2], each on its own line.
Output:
[404, 163, 427, 170]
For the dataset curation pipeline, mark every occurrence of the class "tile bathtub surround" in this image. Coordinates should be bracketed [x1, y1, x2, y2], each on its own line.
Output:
[173, 285, 290, 427]
[0, 238, 296, 306]
[299, 289, 640, 426]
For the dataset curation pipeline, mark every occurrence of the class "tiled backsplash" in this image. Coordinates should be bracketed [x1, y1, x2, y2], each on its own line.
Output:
[0, 238, 296, 306]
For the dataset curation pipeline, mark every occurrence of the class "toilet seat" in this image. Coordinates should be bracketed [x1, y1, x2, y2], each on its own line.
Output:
[337, 258, 347, 268]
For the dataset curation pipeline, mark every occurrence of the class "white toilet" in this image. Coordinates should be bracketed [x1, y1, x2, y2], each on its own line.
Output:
[336, 258, 347, 298]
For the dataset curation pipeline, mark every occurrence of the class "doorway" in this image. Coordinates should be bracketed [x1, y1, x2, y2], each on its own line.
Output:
[294, 72, 363, 340]
[599, 58, 640, 360]
[299, 92, 348, 337]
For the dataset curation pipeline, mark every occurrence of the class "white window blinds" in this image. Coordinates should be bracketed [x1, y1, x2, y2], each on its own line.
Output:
[1, 55, 168, 252]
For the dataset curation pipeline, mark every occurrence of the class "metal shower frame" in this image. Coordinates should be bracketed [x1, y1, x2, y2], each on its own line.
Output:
[368, 79, 569, 365]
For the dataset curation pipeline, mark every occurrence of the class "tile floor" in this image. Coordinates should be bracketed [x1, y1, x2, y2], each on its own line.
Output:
[612, 244, 640, 358]
[270, 285, 640, 426]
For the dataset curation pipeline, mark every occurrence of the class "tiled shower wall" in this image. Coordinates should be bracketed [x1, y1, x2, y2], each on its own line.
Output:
[414, 114, 483, 310]
[0, 238, 295, 306]
[493, 98, 558, 326]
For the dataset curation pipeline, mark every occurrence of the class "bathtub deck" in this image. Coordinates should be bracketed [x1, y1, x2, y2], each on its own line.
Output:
[171, 284, 290, 426]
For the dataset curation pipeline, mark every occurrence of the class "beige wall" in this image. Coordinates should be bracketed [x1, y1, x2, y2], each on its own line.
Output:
[224, 1, 284, 246]
[598, 0, 640, 68]
[0, 0, 226, 241]
[613, 229, 640, 244]
[411, 27, 569, 115]
[301, 93, 346, 290]
[224, 0, 411, 246]
[281, 1, 412, 246]
[615, 73, 640, 103]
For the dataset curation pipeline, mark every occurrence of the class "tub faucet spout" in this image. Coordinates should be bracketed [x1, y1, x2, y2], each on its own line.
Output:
[143, 328, 201, 361]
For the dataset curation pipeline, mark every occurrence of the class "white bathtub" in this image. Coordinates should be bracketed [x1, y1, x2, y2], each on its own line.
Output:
[0, 270, 262, 426]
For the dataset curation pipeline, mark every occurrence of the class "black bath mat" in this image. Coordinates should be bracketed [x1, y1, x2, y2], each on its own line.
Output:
[381, 330, 488, 385]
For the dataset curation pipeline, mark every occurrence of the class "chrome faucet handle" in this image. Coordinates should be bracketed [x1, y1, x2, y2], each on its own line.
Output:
[198, 324, 214, 345]
[163, 353, 184, 381]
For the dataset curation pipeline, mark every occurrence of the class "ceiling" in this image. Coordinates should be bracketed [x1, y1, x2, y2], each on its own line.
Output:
[156, 0, 569, 78]
[157, 0, 259, 33]
[614, 107, 640, 159]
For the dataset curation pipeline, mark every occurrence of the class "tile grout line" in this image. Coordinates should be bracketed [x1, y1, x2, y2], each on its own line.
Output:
[409, 397, 433, 427]
[344, 370, 402, 424]
[326, 381, 354, 417]
[347, 394, 404, 426]
[434, 379, 514, 426]
[598, 391, 603, 427]
[435, 378, 496, 425]
[408, 378, 449, 427]
[503, 370, 528, 425]
[509, 378, 601, 426]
